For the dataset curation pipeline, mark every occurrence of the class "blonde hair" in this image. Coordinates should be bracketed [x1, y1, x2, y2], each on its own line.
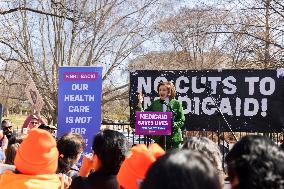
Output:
[157, 81, 176, 98]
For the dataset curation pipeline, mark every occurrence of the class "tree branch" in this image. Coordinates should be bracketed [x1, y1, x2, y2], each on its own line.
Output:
[102, 91, 129, 104]
[0, 7, 74, 21]
[207, 31, 284, 49]
[102, 84, 128, 96]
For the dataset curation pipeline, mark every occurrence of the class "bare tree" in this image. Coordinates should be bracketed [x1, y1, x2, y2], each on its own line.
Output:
[0, 62, 28, 116]
[145, 0, 284, 69]
[0, 0, 162, 123]
[154, 6, 233, 69]
[218, 0, 284, 68]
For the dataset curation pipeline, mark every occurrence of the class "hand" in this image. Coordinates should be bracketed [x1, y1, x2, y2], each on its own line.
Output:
[79, 153, 94, 177]
[138, 92, 144, 104]
[1, 135, 8, 151]
[58, 173, 72, 189]
[35, 111, 40, 117]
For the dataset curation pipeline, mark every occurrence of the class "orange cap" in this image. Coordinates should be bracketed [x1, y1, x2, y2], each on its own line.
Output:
[117, 143, 165, 189]
[14, 128, 59, 175]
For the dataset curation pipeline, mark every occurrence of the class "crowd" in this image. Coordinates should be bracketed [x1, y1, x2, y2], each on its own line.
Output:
[0, 118, 284, 189]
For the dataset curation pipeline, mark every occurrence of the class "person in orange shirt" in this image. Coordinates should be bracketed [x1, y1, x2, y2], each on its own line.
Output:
[117, 143, 165, 189]
[0, 129, 65, 189]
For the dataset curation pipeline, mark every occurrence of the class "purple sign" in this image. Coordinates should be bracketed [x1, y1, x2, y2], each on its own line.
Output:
[58, 67, 102, 153]
[135, 112, 172, 135]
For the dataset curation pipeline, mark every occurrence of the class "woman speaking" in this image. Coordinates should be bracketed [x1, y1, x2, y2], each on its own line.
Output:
[137, 81, 185, 149]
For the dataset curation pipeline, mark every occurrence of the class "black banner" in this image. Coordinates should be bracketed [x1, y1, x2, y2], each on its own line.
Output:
[129, 69, 284, 132]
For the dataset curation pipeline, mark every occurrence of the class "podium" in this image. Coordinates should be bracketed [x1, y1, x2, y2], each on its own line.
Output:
[135, 112, 172, 150]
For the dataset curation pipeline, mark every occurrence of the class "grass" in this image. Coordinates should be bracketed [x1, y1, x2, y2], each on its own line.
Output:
[3, 114, 27, 129]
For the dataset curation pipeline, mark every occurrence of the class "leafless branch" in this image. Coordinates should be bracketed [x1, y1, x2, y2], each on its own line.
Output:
[0, 7, 74, 21]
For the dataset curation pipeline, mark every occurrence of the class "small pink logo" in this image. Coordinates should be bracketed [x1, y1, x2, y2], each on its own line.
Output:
[64, 72, 99, 81]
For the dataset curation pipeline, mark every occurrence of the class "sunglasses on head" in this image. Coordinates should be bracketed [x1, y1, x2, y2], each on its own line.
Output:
[3, 126, 12, 130]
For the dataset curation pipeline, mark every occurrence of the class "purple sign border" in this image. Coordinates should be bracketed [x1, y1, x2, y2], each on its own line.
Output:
[135, 112, 172, 135]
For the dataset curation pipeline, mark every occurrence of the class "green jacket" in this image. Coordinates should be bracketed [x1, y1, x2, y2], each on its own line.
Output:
[137, 98, 185, 149]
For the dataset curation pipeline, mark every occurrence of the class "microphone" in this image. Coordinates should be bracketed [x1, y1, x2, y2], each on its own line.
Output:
[159, 99, 165, 104]
[160, 99, 173, 113]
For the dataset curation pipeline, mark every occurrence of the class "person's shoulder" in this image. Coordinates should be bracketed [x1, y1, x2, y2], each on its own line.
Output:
[87, 172, 118, 189]
[0, 163, 16, 174]
[152, 99, 161, 103]
[72, 175, 85, 182]
[70, 176, 87, 189]
[147, 99, 160, 107]
[170, 99, 184, 110]
[67, 170, 79, 179]
[170, 98, 181, 104]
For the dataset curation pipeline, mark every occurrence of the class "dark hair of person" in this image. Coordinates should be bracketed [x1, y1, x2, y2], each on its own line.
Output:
[157, 81, 176, 98]
[5, 143, 20, 165]
[8, 135, 24, 146]
[4, 135, 23, 165]
[1, 119, 12, 130]
[141, 150, 221, 189]
[1, 119, 10, 125]
[38, 123, 48, 130]
[225, 135, 284, 189]
[56, 133, 85, 174]
[92, 129, 128, 175]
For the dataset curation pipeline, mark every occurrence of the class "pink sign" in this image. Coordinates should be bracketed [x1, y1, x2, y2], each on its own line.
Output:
[64, 72, 99, 81]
